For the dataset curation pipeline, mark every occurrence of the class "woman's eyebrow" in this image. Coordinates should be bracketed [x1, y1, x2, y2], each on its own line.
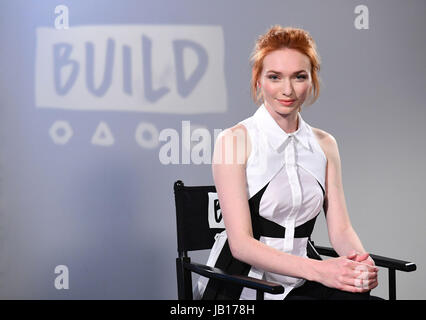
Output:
[266, 69, 307, 75]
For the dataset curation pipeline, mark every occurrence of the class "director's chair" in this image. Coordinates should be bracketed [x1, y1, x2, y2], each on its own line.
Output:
[174, 180, 416, 300]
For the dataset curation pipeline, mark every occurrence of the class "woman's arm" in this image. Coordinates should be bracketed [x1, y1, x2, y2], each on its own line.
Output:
[320, 132, 375, 266]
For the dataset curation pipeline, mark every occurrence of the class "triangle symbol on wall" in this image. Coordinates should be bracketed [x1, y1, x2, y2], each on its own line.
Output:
[91, 121, 115, 146]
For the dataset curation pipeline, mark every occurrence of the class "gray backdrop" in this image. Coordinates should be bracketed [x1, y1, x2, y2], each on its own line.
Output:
[0, 0, 425, 299]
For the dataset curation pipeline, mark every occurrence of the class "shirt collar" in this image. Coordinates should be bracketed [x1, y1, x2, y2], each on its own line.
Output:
[254, 104, 311, 152]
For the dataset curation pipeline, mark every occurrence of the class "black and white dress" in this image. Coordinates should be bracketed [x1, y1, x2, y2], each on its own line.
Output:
[196, 104, 327, 300]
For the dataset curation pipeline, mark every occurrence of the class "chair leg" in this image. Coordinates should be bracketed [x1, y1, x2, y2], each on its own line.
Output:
[256, 290, 264, 300]
[388, 268, 396, 300]
[176, 257, 194, 300]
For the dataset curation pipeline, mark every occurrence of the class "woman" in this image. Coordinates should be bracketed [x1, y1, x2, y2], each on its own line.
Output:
[197, 25, 378, 300]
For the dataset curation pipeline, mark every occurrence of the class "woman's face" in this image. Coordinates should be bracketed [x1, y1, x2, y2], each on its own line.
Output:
[259, 47, 312, 117]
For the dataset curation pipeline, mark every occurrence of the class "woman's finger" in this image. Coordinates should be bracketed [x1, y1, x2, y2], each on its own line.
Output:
[351, 261, 378, 273]
[356, 253, 370, 262]
[353, 269, 377, 280]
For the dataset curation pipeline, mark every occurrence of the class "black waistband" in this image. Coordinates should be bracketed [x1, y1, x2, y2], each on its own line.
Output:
[253, 214, 318, 239]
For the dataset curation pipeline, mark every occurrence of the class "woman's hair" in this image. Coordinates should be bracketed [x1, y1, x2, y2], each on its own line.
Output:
[250, 25, 321, 108]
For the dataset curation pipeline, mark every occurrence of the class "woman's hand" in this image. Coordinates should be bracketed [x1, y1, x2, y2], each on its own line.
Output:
[315, 255, 379, 293]
[347, 251, 376, 267]
[347, 251, 379, 289]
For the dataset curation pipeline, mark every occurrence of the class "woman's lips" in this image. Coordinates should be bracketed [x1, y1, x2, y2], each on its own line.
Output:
[277, 99, 296, 106]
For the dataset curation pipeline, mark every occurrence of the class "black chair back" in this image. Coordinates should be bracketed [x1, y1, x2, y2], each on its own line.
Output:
[174, 180, 225, 255]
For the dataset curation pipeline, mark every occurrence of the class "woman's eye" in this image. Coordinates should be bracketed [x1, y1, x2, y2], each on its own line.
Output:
[296, 74, 307, 80]
[267, 75, 279, 80]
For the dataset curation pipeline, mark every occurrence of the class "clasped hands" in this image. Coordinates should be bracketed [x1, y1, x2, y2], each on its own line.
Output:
[346, 251, 379, 291]
[319, 251, 379, 293]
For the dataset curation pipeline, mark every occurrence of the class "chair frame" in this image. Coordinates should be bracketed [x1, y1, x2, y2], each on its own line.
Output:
[174, 180, 416, 300]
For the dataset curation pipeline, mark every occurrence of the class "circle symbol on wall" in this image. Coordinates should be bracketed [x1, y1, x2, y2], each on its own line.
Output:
[49, 120, 73, 145]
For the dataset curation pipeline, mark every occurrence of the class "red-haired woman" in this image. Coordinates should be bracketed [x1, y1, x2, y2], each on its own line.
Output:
[196, 25, 378, 300]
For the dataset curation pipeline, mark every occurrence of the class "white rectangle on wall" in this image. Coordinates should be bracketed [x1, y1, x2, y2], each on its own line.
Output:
[35, 25, 227, 114]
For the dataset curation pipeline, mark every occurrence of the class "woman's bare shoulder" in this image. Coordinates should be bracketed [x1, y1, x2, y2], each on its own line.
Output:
[222, 122, 247, 133]
[311, 127, 338, 158]
[214, 123, 251, 165]
[217, 123, 250, 143]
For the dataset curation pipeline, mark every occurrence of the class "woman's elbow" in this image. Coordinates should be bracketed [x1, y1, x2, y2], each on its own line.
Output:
[227, 235, 252, 262]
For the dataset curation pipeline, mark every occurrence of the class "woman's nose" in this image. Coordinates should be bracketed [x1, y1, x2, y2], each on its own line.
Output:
[281, 79, 293, 96]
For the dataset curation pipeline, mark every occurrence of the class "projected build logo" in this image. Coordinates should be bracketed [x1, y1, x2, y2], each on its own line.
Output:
[35, 25, 226, 114]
